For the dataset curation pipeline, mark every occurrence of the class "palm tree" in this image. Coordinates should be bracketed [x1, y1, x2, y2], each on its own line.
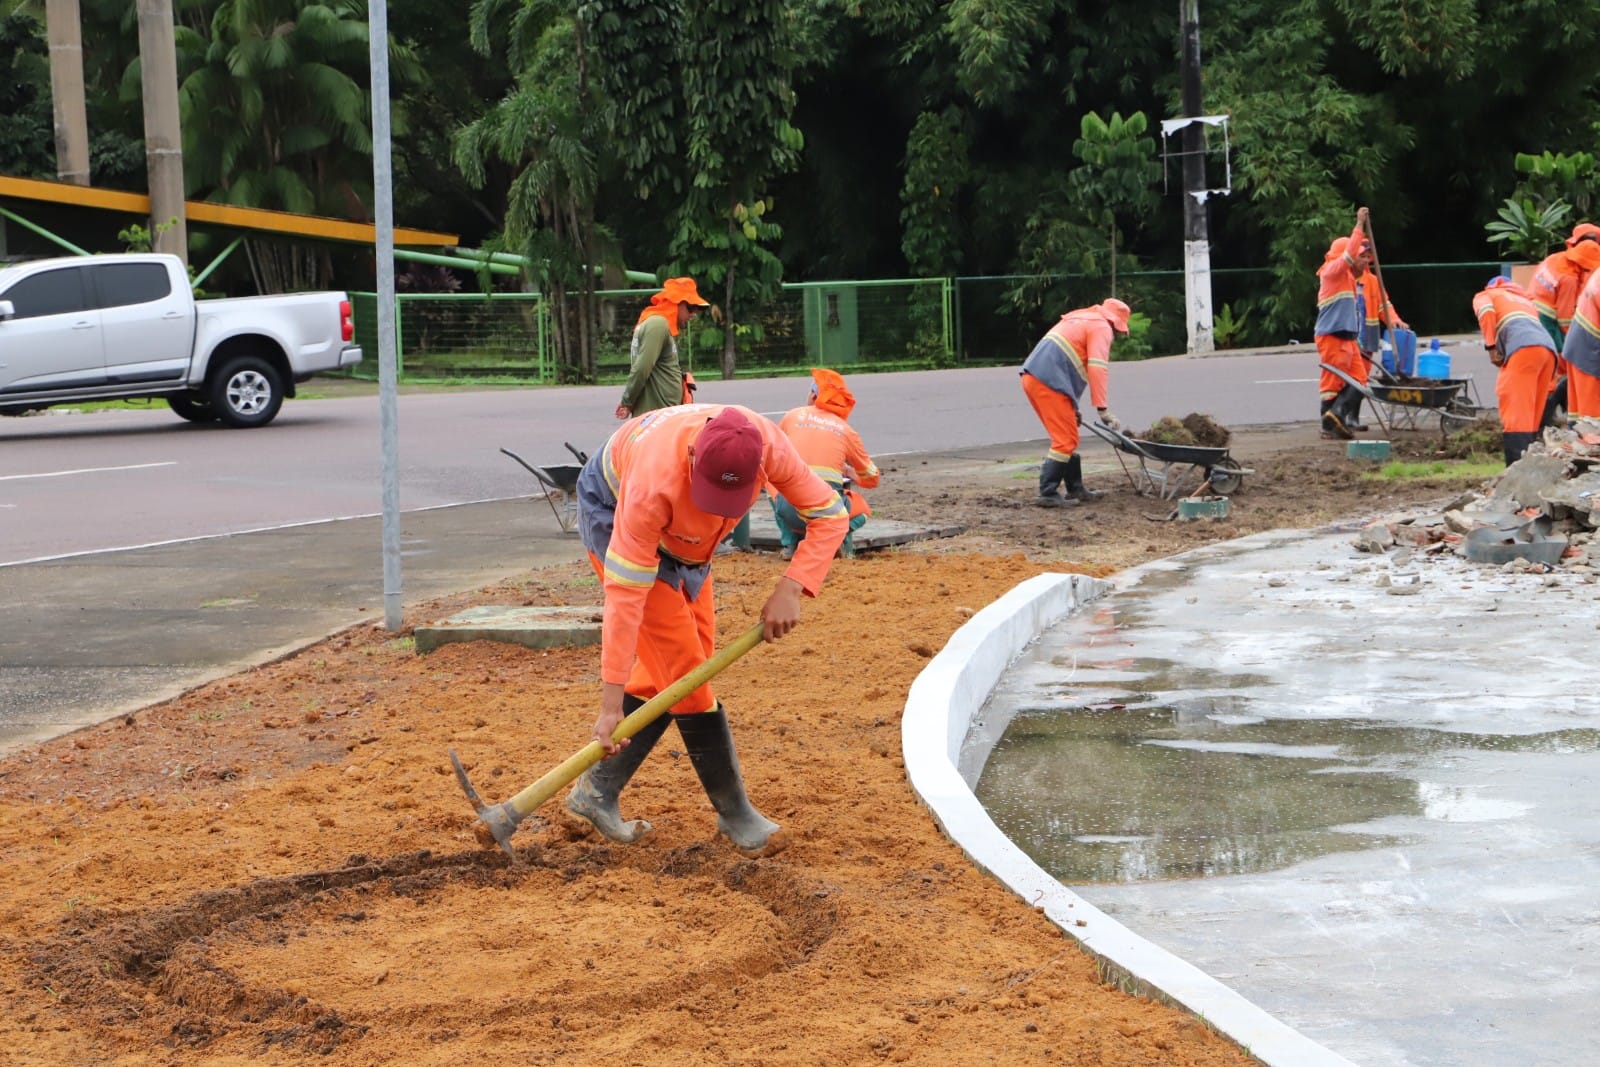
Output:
[176, 0, 420, 291]
[453, 0, 611, 381]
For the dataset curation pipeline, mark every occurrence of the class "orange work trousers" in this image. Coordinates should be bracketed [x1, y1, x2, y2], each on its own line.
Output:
[1021, 372, 1080, 462]
[586, 552, 719, 715]
[1316, 336, 1363, 401]
[1569, 365, 1600, 421]
[1496, 347, 1557, 434]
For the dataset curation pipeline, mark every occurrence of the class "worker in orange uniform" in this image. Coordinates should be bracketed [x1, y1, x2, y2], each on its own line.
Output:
[1315, 207, 1373, 440]
[769, 368, 881, 560]
[1528, 223, 1600, 350]
[565, 405, 849, 857]
[615, 277, 710, 420]
[1352, 257, 1408, 431]
[1556, 267, 1600, 430]
[1019, 298, 1130, 506]
[1473, 277, 1558, 465]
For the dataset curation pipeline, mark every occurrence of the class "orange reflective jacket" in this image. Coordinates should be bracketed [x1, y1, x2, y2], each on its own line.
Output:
[777, 370, 881, 491]
[1473, 281, 1554, 362]
[593, 404, 848, 684]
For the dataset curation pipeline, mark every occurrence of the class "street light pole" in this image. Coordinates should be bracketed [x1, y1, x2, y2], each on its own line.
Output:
[1180, 0, 1214, 354]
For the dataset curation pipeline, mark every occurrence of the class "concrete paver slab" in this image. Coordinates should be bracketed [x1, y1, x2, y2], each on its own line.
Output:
[414, 605, 601, 653]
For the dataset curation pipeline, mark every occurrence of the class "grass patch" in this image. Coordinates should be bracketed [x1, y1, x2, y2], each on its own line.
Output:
[1364, 458, 1502, 481]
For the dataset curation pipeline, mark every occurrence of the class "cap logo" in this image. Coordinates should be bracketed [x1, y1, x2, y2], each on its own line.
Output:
[721, 472, 741, 484]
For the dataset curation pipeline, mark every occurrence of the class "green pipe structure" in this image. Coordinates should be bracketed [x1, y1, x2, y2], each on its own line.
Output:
[190, 235, 243, 288]
[0, 206, 90, 257]
[395, 247, 519, 276]
[452, 246, 658, 286]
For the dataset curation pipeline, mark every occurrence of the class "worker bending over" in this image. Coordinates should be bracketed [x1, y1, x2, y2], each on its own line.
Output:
[1557, 267, 1600, 428]
[770, 368, 880, 560]
[567, 405, 849, 857]
[1019, 298, 1129, 506]
[1473, 277, 1558, 465]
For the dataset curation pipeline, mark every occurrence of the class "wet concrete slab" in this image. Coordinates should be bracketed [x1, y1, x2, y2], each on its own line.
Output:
[414, 605, 601, 653]
[966, 528, 1600, 1067]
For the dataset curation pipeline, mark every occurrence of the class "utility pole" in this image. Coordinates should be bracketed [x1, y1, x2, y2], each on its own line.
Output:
[45, 0, 90, 186]
[369, 0, 403, 632]
[1179, 0, 1214, 354]
[136, 0, 187, 262]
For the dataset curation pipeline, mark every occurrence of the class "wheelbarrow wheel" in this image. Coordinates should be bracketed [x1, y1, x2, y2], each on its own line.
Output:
[1208, 468, 1244, 496]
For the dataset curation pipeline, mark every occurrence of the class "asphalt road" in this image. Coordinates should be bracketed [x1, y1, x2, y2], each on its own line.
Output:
[0, 339, 1491, 754]
[0, 339, 1492, 566]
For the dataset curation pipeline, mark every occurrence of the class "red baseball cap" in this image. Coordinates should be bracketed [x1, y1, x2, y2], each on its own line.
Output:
[691, 408, 764, 516]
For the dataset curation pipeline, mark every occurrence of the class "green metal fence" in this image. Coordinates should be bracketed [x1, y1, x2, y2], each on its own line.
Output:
[345, 264, 1498, 382]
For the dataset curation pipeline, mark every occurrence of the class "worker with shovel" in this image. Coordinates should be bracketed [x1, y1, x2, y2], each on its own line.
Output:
[769, 368, 881, 560]
[566, 404, 850, 857]
[1316, 207, 1374, 440]
[1019, 298, 1130, 506]
[1473, 277, 1559, 464]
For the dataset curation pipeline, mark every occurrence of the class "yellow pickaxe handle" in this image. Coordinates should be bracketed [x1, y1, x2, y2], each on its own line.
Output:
[450, 621, 767, 857]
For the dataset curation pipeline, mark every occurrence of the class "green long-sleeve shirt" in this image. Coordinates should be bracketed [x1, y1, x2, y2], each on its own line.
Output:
[620, 315, 683, 415]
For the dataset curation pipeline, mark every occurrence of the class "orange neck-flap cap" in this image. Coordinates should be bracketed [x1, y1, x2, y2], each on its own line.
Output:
[636, 277, 711, 336]
[1566, 223, 1600, 248]
[809, 367, 855, 418]
[1097, 298, 1131, 334]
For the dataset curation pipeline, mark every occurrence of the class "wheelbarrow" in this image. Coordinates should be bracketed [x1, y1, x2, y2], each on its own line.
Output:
[1085, 421, 1252, 500]
[1320, 361, 1487, 436]
[500, 442, 588, 533]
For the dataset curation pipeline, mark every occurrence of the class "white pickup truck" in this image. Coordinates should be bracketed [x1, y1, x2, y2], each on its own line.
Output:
[0, 252, 362, 428]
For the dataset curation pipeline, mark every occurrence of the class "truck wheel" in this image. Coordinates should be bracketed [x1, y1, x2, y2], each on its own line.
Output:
[168, 394, 217, 423]
[210, 355, 284, 428]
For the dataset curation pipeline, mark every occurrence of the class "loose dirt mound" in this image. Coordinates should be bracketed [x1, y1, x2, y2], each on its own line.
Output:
[0, 425, 1493, 1066]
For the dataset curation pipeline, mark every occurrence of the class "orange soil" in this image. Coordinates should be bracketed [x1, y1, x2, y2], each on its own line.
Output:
[0, 551, 1257, 1067]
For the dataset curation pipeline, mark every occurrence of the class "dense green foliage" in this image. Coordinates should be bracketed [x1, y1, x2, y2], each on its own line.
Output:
[12, 0, 1600, 353]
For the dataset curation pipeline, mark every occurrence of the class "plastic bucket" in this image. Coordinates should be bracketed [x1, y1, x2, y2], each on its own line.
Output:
[1417, 349, 1451, 380]
[1391, 328, 1418, 375]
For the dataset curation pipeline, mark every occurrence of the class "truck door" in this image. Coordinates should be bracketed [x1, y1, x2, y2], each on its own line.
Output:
[89, 260, 192, 384]
[0, 265, 103, 394]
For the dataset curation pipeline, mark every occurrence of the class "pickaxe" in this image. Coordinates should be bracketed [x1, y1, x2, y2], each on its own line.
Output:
[449, 621, 766, 860]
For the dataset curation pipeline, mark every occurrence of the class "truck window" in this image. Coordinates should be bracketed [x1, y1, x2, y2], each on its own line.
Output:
[1, 267, 91, 319]
[90, 262, 173, 309]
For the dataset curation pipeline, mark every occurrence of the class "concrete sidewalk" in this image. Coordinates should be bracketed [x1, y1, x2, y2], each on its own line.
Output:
[0, 498, 585, 756]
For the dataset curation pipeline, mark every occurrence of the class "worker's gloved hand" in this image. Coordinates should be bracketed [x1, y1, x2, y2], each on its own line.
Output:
[1098, 408, 1122, 431]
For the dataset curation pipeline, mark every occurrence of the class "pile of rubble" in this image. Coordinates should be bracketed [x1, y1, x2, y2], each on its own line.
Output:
[1354, 422, 1600, 576]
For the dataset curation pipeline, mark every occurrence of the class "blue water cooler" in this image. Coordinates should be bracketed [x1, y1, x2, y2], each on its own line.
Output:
[1382, 329, 1418, 375]
[1416, 338, 1451, 379]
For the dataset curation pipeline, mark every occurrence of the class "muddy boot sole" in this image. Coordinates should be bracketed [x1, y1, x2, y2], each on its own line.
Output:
[718, 814, 789, 857]
[564, 773, 653, 844]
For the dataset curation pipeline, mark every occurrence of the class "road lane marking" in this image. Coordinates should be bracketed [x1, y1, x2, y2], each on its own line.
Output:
[1257, 378, 1318, 384]
[0, 461, 177, 482]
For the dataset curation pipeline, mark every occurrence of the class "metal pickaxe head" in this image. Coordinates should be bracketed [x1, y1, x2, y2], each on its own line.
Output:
[449, 749, 530, 861]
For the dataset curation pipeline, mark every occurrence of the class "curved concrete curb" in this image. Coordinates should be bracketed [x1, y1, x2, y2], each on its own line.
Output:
[901, 571, 1358, 1067]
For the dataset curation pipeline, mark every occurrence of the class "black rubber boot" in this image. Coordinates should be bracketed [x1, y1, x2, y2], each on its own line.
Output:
[564, 694, 671, 843]
[1063, 454, 1103, 501]
[676, 705, 787, 856]
[1339, 386, 1369, 431]
[1036, 458, 1071, 506]
[1320, 397, 1352, 440]
[1502, 431, 1537, 466]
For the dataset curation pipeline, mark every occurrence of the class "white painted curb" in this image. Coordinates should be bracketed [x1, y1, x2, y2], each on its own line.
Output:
[901, 571, 1359, 1067]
